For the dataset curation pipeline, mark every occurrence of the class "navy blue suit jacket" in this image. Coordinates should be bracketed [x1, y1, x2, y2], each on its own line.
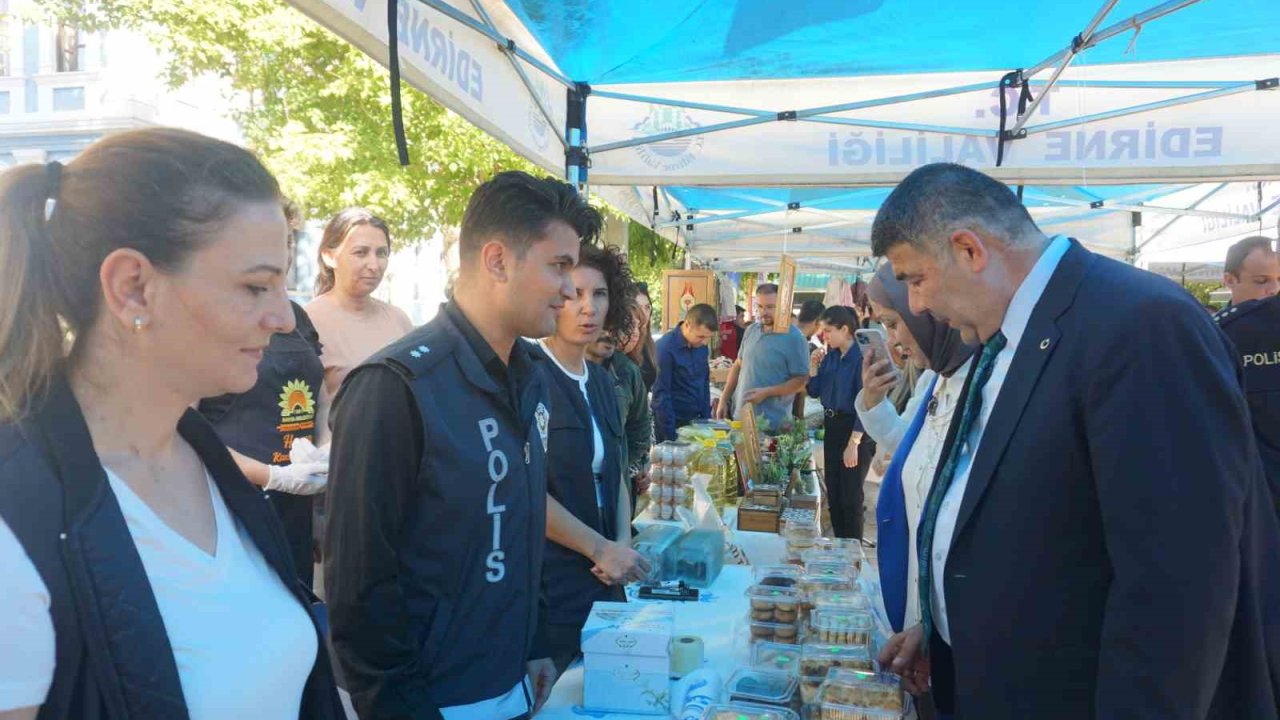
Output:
[929, 240, 1280, 719]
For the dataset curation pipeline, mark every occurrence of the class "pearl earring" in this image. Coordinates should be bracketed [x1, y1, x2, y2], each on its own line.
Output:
[132, 316, 146, 334]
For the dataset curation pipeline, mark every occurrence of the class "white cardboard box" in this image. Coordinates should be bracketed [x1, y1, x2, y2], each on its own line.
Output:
[581, 602, 673, 715]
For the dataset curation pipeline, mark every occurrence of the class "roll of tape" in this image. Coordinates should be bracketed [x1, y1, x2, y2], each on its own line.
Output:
[670, 635, 704, 678]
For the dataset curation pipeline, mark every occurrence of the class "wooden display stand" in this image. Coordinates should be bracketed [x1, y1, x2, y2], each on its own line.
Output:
[772, 255, 798, 333]
[660, 269, 717, 332]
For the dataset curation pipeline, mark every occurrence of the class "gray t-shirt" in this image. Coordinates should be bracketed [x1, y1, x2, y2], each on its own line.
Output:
[733, 323, 810, 430]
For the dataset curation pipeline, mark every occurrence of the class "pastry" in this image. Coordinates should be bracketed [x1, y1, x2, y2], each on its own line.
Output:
[774, 625, 798, 642]
[751, 624, 775, 639]
[752, 609, 775, 621]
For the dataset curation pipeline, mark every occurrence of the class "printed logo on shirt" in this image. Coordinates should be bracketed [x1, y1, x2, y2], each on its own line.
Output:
[274, 379, 317, 463]
[535, 402, 550, 453]
[479, 417, 509, 584]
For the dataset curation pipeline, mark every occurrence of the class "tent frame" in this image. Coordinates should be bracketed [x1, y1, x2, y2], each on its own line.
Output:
[396, 0, 1277, 269]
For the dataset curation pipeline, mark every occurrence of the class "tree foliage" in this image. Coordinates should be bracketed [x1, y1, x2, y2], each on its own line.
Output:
[35, 0, 538, 245]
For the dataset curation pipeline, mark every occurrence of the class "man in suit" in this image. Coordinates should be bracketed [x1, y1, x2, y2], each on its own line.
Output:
[872, 163, 1280, 719]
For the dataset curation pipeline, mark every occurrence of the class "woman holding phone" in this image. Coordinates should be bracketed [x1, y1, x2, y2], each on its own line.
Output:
[806, 306, 867, 539]
[857, 262, 975, 635]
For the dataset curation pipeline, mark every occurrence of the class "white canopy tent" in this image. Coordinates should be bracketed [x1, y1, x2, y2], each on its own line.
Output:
[286, 0, 1279, 269]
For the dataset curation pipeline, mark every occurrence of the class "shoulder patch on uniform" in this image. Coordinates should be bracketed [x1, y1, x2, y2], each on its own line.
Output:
[1216, 300, 1263, 327]
[370, 320, 456, 380]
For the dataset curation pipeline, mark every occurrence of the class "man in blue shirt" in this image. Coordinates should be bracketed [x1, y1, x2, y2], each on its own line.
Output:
[716, 284, 811, 431]
[652, 303, 717, 442]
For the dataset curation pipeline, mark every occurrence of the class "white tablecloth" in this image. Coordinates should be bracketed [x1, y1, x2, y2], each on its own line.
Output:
[538, 530, 894, 719]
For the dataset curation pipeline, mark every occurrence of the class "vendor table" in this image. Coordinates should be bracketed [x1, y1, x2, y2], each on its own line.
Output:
[539, 528, 895, 719]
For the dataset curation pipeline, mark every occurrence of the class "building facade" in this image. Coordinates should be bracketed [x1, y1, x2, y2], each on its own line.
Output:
[0, 3, 235, 167]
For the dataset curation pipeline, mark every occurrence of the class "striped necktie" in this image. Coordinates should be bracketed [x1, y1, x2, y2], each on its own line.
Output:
[917, 330, 1007, 646]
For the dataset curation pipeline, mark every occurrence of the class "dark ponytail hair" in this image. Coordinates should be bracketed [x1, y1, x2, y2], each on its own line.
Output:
[313, 208, 391, 296]
[0, 127, 280, 421]
[818, 305, 859, 333]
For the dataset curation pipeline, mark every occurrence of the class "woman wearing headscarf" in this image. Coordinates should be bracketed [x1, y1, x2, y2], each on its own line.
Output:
[858, 262, 976, 636]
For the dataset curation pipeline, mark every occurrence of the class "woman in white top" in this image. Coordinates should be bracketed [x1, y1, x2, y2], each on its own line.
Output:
[0, 128, 343, 720]
[856, 262, 976, 636]
[534, 243, 650, 674]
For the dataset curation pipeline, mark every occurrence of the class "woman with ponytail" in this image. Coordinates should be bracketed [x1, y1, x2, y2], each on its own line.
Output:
[0, 128, 343, 720]
[303, 208, 413, 416]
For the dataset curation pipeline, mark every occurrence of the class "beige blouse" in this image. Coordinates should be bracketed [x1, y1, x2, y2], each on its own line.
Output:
[305, 295, 414, 410]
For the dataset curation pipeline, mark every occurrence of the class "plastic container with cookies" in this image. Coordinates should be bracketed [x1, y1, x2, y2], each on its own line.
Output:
[808, 610, 875, 646]
[752, 642, 803, 676]
[804, 561, 853, 581]
[810, 591, 872, 614]
[817, 668, 904, 714]
[798, 675, 824, 704]
[749, 619, 800, 645]
[747, 584, 801, 625]
[726, 669, 799, 708]
[797, 574, 856, 621]
[800, 643, 875, 678]
[701, 702, 799, 720]
[754, 564, 802, 588]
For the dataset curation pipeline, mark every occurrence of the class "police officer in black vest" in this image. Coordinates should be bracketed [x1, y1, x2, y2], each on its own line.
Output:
[324, 172, 600, 720]
[199, 206, 328, 587]
[1214, 235, 1280, 509]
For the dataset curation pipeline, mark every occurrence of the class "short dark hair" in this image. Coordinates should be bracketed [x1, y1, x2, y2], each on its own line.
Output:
[871, 163, 1040, 257]
[1225, 236, 1277, 276]
[756, 283, 779, 296]
[575, 242, 636, 341]
[460, 171, 602, 261]
[819, 305, 859, 332]
[684, 303, 718, 331]
[798, 300, 825, 324]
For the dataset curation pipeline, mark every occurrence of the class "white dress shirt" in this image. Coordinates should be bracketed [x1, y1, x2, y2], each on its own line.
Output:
[931, 235, 1071, 645]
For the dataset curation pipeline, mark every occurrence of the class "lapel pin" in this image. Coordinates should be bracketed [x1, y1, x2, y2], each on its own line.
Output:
[1039, 338, 1050, 350]
[409, 350, 421, 359]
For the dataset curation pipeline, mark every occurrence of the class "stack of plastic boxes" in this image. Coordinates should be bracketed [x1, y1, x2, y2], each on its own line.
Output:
[815, 669, 904, 720]
[630, 523, 684, 583]
[648, 441, 697, 520]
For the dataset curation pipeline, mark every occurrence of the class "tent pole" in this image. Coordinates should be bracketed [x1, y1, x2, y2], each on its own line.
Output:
[1023, 0, 1204, 78]
[1253, 196, 1280, 221]
[1019, 81, 1266, 135]
[467, 0, 567, 151]
[410, 0, 574, 87]
[1008, 0, 1120, 138]
[1134, 183, 1229, 253]
[1023, 191, 1252, 221]
[565, 83, 590, 190]
[1128, 211, 1142, 265]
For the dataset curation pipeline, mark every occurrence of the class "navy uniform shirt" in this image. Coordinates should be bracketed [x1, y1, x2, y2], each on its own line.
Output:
[325, 301, 551, 720]
[1215, 296, 1280, 509]
[652, 323, 711, 441]
[806, 343, 865, 425]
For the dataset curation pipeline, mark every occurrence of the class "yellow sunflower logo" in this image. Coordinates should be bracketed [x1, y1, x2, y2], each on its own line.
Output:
[278, 379, 315, 419]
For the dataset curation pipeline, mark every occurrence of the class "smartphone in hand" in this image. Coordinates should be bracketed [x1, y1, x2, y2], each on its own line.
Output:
[855, 328, 901, 381]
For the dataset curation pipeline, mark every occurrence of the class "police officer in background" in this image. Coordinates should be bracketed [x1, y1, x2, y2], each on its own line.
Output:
[1215, 235, 1280, 509]
[324, 172, 599, 720]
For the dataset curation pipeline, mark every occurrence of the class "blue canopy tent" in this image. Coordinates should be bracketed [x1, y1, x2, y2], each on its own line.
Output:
[286, 0, 1279, 268]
